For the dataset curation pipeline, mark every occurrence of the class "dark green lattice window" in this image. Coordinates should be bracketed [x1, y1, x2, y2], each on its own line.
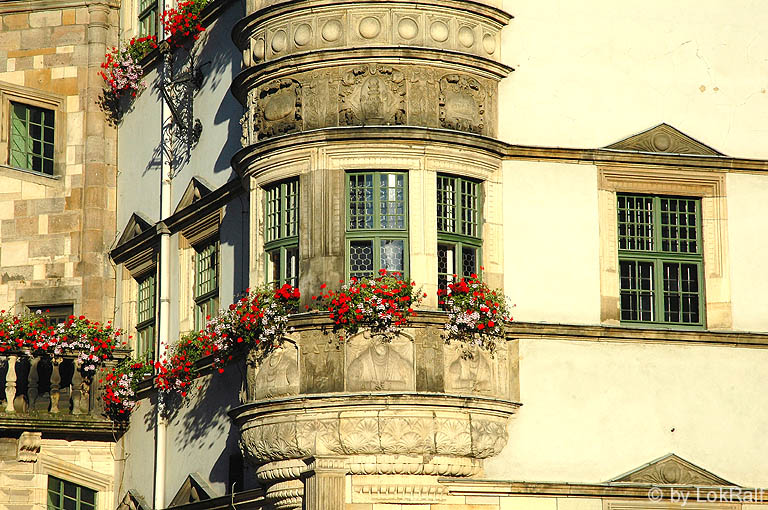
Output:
[138, 0, 159, 37]
[10, 102, 55, 175]
[136, 272, 156, 360]
[194, 240, 219, 329]
[265, 179, 299, 287]
[437, 174, 481, 293]
[47, 476, 96, 510]
[617, 194, 704, 326]
[346, 172, 408, 279]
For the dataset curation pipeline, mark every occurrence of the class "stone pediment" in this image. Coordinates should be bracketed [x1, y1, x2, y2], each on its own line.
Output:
[116, 212, 154, 246]
[116, 490, 149, 510]
[169, 472, 218, 506]
[609, 454, 736, 486]
[604, 124, 723, 156]
[174, 177, 214, 214]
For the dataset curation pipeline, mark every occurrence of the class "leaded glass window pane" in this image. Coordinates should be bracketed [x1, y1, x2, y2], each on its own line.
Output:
[379, 174, 405, 229]
[349, 174, 374, 230]
[380, 239, 404, 273]
[10, 102, 55, 175]
[437, 176, 456, 233]
[137, 274, 155, 324]
[349, 240, 374, 279]
[266, 186, 281, 243]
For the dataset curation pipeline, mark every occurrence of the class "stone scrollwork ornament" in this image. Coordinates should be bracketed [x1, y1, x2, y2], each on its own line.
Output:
[256, 79, 303, 139]
[439, 73, 485, 135]
[339, 65, 407, 126]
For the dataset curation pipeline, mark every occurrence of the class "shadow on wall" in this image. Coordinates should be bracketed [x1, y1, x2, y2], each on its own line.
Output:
[141, 0, 246, 180]
[221, 194, 250, 300]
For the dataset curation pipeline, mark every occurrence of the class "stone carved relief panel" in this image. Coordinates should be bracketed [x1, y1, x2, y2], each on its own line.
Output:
[255, 79, 303, 140]
[246, 341, 299, 400]
[243, 65, 496, 141]
[345, 331, 415, 391]
[300, 331, 344, 394]
[444, 342, 508, 397]
[242, 3, 506, 65]
[439, 74, 486, 134]
[339, 65, 407, 126]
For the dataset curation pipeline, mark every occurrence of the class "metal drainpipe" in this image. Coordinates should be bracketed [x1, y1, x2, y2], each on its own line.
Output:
[154, 13, 174, 509]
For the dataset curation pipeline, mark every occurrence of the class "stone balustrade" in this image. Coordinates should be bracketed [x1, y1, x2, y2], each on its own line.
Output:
[0, 353, 119, 433]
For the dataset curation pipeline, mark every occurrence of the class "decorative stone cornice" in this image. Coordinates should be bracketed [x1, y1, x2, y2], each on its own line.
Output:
[233, 0, 512, 63]
[231, 126, 508, 175]
[230, 393, 519, 473]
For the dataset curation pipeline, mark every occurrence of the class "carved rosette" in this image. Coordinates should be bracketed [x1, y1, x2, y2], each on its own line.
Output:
[255, 79, 302, 139]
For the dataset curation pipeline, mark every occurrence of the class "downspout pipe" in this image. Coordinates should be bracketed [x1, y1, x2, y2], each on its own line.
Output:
[154, 12, 175, 507]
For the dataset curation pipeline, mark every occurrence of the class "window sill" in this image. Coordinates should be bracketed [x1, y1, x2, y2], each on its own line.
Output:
[0, 163, 61, 185]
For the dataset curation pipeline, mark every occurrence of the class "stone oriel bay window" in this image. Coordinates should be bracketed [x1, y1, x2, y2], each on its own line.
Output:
[239, 136, 504, 308]
[0, 82, 66, 177]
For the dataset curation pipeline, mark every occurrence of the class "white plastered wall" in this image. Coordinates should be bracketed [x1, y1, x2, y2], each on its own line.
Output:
[502, 160, 600, 325]
[726, 173, 768, 333]
[499, 0, 768, 159]
[485, 338, 768, 487]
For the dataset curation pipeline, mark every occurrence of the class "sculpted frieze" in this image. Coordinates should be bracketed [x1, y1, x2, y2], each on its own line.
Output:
[339, 65, 407, 127]
[256, 79, 302, 139]
[439, 73, 486, 135]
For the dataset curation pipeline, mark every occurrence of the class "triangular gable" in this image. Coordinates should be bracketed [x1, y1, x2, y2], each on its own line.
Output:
[604, 123, 723, 156]
[174, 177, 214, 214]
[116, 490, 149, 510]
[116, 212, 154, 247]
[169, 472, 218, 507]
[609, 453, 736, 486]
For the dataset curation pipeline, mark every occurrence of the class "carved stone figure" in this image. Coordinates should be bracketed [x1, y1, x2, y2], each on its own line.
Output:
[439, 73, 485, 134]
[347, 331, 414, 391]
[446, 347, 492, 394]
[247, 343, 299, 400]
[255, 79, 302, 139]
[339, 65, 406, 126]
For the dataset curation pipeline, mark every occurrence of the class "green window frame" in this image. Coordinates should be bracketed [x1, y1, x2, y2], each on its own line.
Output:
[264, 179, 299, 287]
[617, 194, 704, 327]
[194, 239, 219, 330]
[10, 101, 55, 175]
[345, 171, 408, 279]
[136, 272, 156, 360]
[138, 0, 159, 37]
[437, 174, 482, 293]
[47, 476, 97, 510]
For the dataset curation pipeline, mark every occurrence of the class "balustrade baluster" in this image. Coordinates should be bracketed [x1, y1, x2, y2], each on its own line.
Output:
[28, 356, 40, 409]
[50, 361, 61, 414]
[5, 355, 17, 413]
[71, 361, 83, 415]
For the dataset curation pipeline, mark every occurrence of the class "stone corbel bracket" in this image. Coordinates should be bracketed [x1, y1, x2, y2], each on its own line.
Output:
[230, 392, 520, 476]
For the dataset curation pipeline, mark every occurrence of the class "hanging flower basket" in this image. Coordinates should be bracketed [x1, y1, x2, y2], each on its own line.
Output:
[98, 36, 158, 121]
[161, 0, 207, 48]
[438, 273, 514, 358]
